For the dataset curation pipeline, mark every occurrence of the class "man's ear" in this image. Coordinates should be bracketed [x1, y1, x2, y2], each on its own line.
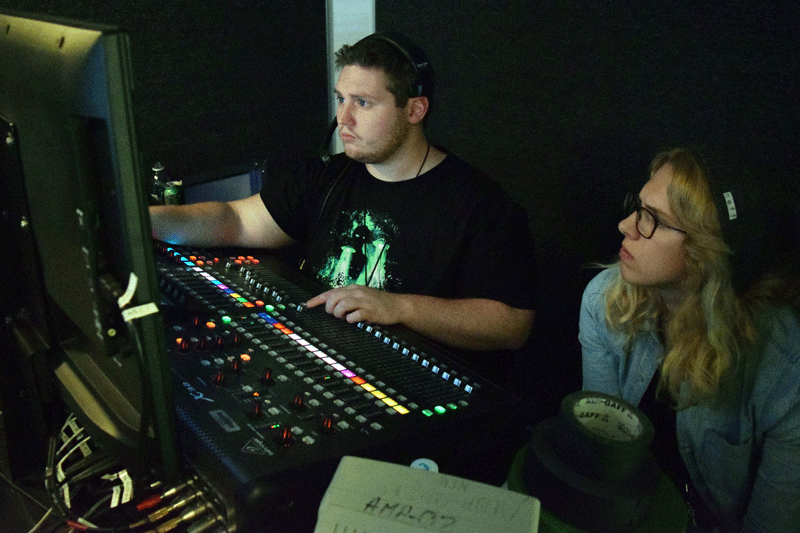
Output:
[407, 96, 429, 124]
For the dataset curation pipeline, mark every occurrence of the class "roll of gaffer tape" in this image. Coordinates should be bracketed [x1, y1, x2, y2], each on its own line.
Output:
[524, 391, 660, 532]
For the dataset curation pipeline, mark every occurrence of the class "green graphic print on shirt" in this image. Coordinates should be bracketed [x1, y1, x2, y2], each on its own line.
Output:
[316, 208, 399, 290]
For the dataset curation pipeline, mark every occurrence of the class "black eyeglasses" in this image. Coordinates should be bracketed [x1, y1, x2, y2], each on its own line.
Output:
[624, 192, 687, 239]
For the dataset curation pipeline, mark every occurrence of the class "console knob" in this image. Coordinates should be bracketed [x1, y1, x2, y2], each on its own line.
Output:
[291, 393, 304, 410]
[275, 426, 295, 447]
[211, 370, 225, 386]
[321, 415, 335, 434]
[175, 337, 191, 354]
[250, 397, 263, 417]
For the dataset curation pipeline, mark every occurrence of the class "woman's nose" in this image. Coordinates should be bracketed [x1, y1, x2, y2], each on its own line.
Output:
[619, 211, 639, 238]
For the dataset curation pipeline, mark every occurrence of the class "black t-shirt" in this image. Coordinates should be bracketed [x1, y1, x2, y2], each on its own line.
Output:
[261, 152, 537, 311]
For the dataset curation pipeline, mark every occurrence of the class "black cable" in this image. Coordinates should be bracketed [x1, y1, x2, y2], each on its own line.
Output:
[43, 434, 72, 524]
[99, 272, 154, 496]
[124, 316, 153, 498]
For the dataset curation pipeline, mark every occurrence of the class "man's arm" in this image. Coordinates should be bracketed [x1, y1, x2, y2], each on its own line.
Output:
[149, 193, 295, 249]
[306, 285, 534, 351]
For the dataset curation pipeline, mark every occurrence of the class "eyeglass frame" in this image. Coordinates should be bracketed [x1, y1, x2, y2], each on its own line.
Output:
[624, 192, 688, 239]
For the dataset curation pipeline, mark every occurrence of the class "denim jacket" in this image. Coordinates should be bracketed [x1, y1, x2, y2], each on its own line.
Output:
[579, 267, 800, 532]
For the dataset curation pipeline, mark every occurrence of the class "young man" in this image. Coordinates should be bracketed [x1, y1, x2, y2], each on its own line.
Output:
[150, 32, 537, 363]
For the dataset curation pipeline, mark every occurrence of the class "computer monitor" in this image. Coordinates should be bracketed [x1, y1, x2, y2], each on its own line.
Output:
[0, 11, 179, 481]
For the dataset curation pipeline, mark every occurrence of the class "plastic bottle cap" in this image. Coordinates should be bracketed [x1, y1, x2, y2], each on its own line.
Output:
[410, 458, 438, 472]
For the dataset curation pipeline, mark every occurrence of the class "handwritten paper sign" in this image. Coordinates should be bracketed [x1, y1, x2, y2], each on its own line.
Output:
[314, 456, 540, 533]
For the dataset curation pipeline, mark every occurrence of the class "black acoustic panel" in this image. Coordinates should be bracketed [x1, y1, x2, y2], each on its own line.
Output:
[0, 0, 328, 184]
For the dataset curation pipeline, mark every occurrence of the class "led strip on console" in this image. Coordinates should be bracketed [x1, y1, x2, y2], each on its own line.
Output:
[254, 311, 411, 415]
[167, 247, 427, 416]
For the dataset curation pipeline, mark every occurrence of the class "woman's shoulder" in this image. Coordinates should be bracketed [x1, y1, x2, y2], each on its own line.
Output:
[584, 266, 619, 299]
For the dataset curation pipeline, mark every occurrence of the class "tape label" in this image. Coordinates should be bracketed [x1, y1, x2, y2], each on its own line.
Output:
[573, 397, 643, 441]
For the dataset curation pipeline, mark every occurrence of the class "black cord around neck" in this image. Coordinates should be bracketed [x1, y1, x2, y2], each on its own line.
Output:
[364, 143, 430, 287]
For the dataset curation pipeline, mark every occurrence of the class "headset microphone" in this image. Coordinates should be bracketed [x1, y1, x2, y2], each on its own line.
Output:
[319, 118, 338, 164]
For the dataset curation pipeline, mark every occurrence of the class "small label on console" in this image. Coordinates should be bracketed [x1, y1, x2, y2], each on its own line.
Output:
[209, 409, 241, 432]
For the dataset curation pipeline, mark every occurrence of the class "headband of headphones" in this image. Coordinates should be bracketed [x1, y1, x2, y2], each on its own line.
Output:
[363, 31, 432, 98]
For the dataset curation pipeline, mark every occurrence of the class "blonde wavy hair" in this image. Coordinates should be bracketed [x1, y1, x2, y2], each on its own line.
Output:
[605, 148, 757, 409]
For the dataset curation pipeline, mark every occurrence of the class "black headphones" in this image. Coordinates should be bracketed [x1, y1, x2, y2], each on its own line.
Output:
[319, 31, 432, 163]
[372, 30, 432, 99]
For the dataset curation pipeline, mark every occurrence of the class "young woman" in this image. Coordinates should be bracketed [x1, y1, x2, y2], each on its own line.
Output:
[580, 148, 800, 532]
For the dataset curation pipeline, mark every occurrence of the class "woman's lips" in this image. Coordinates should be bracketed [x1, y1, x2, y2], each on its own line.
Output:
[620, 246, 634, 261]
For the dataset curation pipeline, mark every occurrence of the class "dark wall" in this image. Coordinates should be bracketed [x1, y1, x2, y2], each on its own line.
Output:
[0, 1, 328, 183]
[378, 2, 799, 412]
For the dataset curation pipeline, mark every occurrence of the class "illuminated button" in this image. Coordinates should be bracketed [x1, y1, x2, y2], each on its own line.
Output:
[447, 403, 458, 410]
[393, 405, 410, 415]
[434, 406, 447, 415]
[422, 409, 434, 417]
[371, 390, 387, 399]
[361, 383, 376, 392]
[381, 398, 397, 407]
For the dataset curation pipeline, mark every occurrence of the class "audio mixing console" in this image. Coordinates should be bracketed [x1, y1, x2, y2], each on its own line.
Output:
[155, 243, 524, 532]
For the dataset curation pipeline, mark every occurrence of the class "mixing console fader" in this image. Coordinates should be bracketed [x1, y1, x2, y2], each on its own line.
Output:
[155, 243, 524, 532]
